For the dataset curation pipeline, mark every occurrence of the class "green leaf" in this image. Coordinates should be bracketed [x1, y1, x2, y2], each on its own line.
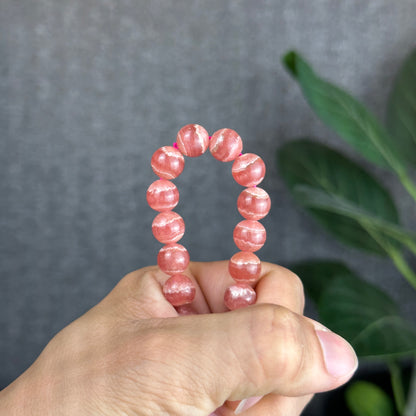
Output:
[319, 274, 416, 358]
[386, 48, 416, 167]
[283, 51, 403, 171]
[291, 260, 416, 357]
[277, 139, 400, 255]
[346, 381, 395, 416]
[290, 260, 351, 305]
[293, 185, 416, 254]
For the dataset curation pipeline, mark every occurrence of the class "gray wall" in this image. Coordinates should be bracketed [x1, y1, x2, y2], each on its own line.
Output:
[1, 0, 415, 413]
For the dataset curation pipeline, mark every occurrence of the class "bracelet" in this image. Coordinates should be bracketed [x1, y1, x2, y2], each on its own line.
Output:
[146, 124, 271, 311]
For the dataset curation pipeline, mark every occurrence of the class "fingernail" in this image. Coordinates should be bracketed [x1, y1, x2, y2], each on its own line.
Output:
[315, 329, 358, 378]
[234, 396, 262, 414]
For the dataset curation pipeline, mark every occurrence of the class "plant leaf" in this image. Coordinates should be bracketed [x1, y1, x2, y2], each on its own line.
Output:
[386, 48, 416, 167]
[290, 260, 351, 305]
[277, 139, 400, 255]
[293, 185, 416, 253]
[319, 274, 416, 358]
[283, 51, 403, 171]
[346, 381, 395, 416]
[291, 260, 416, 357]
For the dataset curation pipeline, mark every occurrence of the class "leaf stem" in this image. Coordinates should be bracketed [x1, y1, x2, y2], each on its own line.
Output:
[388, 361, 406, 415]
[404, 239, 416, 258]
[363, 225, 416, 290]
[404, 356, 416, 416]
[397, 170, 416, 204]
[386, 247, 416, 291]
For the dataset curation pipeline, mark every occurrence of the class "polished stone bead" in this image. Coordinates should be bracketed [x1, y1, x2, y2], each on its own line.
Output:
[157, 243, 190, 275]
[152, 211, 185, 244]
[224, 284, 256, 310]
[233, 220, 266, 252]
[232, 153, 266, 186]
[151, 146, 185, 179]
[209, 128, 243, 162]
[163, 274, 196, 307]
[176, 124, 210, 157]
[146, 179, 179, 212]
[229, 251, 261, 283]
[175, 304, 196, 315]
[237, 187, 271, 220]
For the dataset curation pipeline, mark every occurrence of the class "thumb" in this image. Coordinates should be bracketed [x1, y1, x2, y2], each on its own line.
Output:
[166, 303, 358, 412]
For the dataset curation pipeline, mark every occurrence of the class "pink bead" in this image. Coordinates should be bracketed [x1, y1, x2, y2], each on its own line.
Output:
[158, 243, 190, 275]
[163, 274, 196, 307]
[151, 146, 185, 179]
[176, 304, 196, 315]
[176, 124, 210, 157]
[229, 251, 261, 283]
[224, 284, 256, 310]
[237, 187, 271, 220]
[233, 220, 266, 252]
[147, 179, 179, 212]
[152, 211, 185, 244]
[209, 128, 243, 162]
[232, 153, 266, 186]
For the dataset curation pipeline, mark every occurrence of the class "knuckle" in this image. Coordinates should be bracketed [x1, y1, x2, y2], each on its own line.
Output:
[289, 271, 305, 307]
[114, 269, 170, 319]
[287, 270, 304, 296]
[121, 267, 158, 291]
[249, 304, 307, 384]
[280, 267, 306, 312]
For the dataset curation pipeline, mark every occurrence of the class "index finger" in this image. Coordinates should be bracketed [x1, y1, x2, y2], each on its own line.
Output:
[189, 261, 305, 315]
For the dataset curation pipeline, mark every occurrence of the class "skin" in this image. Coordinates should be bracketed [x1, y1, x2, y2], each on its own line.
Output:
[0, 261, 357, 415]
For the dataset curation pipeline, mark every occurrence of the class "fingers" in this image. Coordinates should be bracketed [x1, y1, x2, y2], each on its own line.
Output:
[159, 303, 357, 410]
[189, 261, 305, 314]
[102, 265, 211, 319]
[255, 263, 305, 314]
[110, 261, 305, 319]
[188, 261, 234, 312]
[99, 264, 355, 415]
[99, 266, 179, 319]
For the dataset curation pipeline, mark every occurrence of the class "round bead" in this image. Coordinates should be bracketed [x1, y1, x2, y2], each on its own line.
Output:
[176, 124, 210, 157]
[175, 304, 196, 315]
[147, 180, 179, 212]
[163, 274, 196, 307]
[151, 146, 185, 179]
[233, 220, 266, 252]
[237, 187, 271, 220]
[229, 251, 261, 283]
[232, 153, 266, 187]
[152, 211, 185, 244]
[209, 128, 243, 162]
[224, 284, 257, 310]
[158, 243, 190, 275]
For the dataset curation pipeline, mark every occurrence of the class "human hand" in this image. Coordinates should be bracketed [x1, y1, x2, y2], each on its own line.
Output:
[0, 261, 357, 415]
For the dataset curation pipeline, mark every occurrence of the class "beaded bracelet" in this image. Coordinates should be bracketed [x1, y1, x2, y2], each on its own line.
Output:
[146, 124, 271, 311]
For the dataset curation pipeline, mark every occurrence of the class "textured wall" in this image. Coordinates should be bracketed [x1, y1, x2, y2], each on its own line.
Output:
[1, 0, 415, 413]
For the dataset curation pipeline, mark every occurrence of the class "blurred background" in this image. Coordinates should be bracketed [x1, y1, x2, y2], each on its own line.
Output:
[1, 1, 415, 414]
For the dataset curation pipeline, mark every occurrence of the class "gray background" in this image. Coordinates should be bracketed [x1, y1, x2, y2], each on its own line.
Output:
[1, 0, 416, 414]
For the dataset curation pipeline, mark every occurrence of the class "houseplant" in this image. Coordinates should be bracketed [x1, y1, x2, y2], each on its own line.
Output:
[277, 49, 416, 415]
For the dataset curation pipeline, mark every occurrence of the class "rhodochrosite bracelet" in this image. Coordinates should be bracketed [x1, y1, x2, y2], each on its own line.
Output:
[146, 124, 271, 311]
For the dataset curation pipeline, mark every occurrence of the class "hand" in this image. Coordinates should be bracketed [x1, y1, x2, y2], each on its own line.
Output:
[0, 262, 357, 415]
